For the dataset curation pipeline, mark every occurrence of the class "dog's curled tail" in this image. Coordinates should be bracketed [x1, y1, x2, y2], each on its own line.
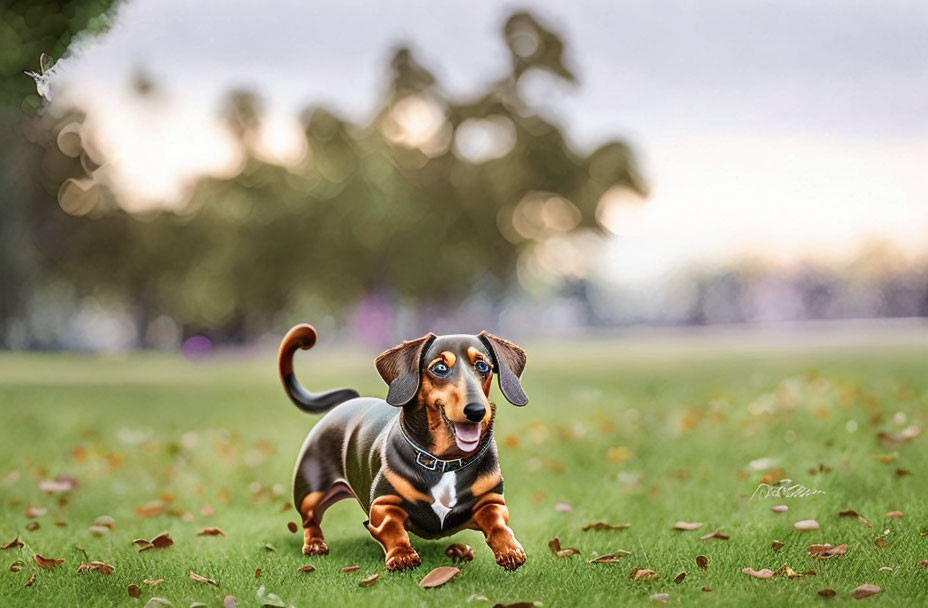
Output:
[278, 324, 360, 414]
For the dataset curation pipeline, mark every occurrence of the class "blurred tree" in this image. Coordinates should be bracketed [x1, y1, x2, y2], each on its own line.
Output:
[0, 0, 123, 346]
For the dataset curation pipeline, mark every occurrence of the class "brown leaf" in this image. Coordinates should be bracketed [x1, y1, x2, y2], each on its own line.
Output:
[793, 519, 819, 531]
[25, 522, 40, 531]
[1, 537, 23, 550]
[10, 559, 25, 573]
[896, 468, 911, 476]
[135, 501, 163, 518]
[53, 521, 67, 527]
[822, 544, 848, 558]
[631, 568, 658, 580]
[287, 522, 298, 534]
[886, 510, 903, 519]
[77, 561, 115, 574]
[699, 530, 729, 540]
[673, 521, 703, 531]
[556, 548, 580, 558]
[839, 509, 873, 528]
[340, 565, 360, 573]
[128, 584, 142, 598]
[590, 551, 631, 563]
[673, 572, 686, 584]
[772, 540, 784, 552]
[919, 560, 928, 568]
[852, 584, 881, 599]
[26, 505, 47, 518]
[818, 589, 836, 597]
[151, 532, 173, 548]
[34, 554, 64, 569]
[582, 522, 631, 532]
[696, 555, 708, 569]
[701, 587, 712, 592]
[445, 543, 474, 562]
[742, 567, 775, 579]
[39, 477, 78, 494]
[197, 528, 225, 537]
[359, 573, 380, 587]
[298, 565, 315, 573]
[770, 505, 788, 513]
[874, 538, 888, 548]
[190, 571, 218, 587]
[143, 579, 164, 587]
[419, 566, 460, 588]
[254, 568, 261, 578]
[25, 572, 35, 587]
[873, 453, 896, 464]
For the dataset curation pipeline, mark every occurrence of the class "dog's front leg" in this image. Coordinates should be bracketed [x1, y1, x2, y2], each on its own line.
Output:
[470, 493, 526, 571]
[366, 495, 421, 571]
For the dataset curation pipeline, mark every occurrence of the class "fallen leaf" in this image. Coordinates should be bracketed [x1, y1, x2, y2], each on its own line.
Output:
[128, 584, 142, 598]
[547, 537, 581, 557]
[287, 522, 298, 534]
[25, 572, 35, 587]
[838, 509, 873, 528]
[445, 543, 474, 562]
[77, 561, 115, 574]
[874, 538, 888, 549]
[878, 566, 893, 573]
[53, 521, 67, 527]
[822, 544, 848, 558]
[886, 510, 903, 519]
[794, 519, 819, 531]
[770, 505, 788, 513]
[359, 573, 380, 587]
[25, 522, 40, 531]
[696, 555, 708, 569]
[151, 532, 173, 548]
[772, 540, 784, 552]
[135, 501, 163, 518]
[298, 565, 315, 573]
[590, 551, 631, 563]
[10, 559, 25, 572]
[419, 566, 460, 588]
[878, 425, 921, 444]
[919, 560, 928, 568]
[1, 537, 23, 550]
[254, 568, 261, 578]
[88, 525, 110, 537]
[39, 476, 78, 494]
[818, 589, 836, 597]
[701, 587, 712, 592]
[852, 584, 881, 599]
[742, 567, 775, 579]
[26, 505, 47, 518]
[650, 593, 669, 604]
[896, 468, 911, 476]
[34, 554, 64, 569]
[631, 568, 659, 580]
[583, 522, 631, 532]
[673, 521, 703, 531]
[197, 528, 225, 537]
[340, 565, 360, 573]
[699, 530, 729, 540]
[673, 572, 686, 583]
[223, 596, 238, 608]
[190, 571, 218, 587]
[874, 453, 896, 464]
[264, 543, 276, 552]
[143, 579, 165, 587]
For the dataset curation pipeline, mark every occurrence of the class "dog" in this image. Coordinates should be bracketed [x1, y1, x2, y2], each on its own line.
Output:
[278, 323, 529, 571]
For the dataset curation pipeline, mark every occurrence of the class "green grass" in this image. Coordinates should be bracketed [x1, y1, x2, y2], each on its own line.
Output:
[1, 338, 927, 607]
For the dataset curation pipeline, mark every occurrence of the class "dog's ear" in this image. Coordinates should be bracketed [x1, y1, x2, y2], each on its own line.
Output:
[478, 331, 528, 406]
[375, 333, 437, 406]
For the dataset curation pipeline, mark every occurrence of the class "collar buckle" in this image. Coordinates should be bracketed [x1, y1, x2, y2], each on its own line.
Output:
[416, 451, 438, 470]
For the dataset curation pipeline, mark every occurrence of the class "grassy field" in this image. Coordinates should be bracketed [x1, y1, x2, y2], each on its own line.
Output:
[1, 335, 927, 607]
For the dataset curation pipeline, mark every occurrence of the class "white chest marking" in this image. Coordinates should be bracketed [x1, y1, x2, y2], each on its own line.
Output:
[430, 471, 457, 528]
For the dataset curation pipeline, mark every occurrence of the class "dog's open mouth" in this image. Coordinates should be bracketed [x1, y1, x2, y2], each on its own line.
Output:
[451, 421, 481, 453]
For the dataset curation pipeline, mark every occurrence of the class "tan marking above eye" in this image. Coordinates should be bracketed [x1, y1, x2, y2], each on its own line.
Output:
[467, 347, 489, 365]
[428, 351, 457, 370]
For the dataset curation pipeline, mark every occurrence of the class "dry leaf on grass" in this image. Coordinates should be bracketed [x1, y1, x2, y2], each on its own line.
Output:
[742, 567, 775, 579]
[878, 425, 921, 444]
[34, 554, 64, 569]
[88, 525, 110, 537]
[878, 567, 893, 573]
[25, 572, 35, 587]
[808, 543, 847, 558]
[839, 509, 873, 528]
[143, 579, 164, 587]
[26, 505, 47, 518]
[298, 565, 315, 573]
[287, 522, 298, 534]
[818, 589, 836, 597]
[359, 573, 380, 587]
[590, 551, 631, 563]
[10, 559, 25, 572]
[770, 505, 788, 513]
[582, 522, 630, 532]
[93, 515, 116, 530]
[701, 587, 712, 592]
[696, 555, 708, 569]
[852, 584, 881, 599]
[128, 584, 142, 598]
[135, 532, 173, 552]
[673, 572, 686, 583]
[77, 561, 115, 574]
[340, 565, 360, 573]
[886, 510, 903, 519]
[919, 560, 928, 568]
[254, 568, 261, 578]
[38, 476, 78, 494]
[419, 566, 460, 588]
[445, 543, 474, 562]
[190, 571, 218, 587]
[25, 522, 40, 531]
[1, 537, 23, 550]
[874, 538, 888, 549]
[794, 519, 819, 531]
[772, 540, 784, 552]
[197, 528, 225, 537]
[135, 501, 163, 518]
[547, 537, 580, 558]
[699, 530, 729, 540]
[673, 521, 703, 531]
[650, 593, 669, 604]
[631, 568, 659, 580]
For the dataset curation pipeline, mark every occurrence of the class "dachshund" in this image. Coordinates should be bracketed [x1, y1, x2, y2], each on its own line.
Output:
[278, 324, 529, 571]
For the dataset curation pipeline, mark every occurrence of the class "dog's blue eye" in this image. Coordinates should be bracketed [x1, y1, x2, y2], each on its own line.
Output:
[430, 363, 450, 376]
[475, 360, 490, 374]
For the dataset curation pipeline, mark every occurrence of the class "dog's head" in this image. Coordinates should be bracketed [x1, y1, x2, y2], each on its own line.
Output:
[375, 331, 528, 456]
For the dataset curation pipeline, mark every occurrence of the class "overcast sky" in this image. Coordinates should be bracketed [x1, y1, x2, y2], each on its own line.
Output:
[57, 0, 928, 282]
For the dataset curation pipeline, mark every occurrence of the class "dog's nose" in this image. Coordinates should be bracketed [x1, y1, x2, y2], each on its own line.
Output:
[463, 402, 486, 422]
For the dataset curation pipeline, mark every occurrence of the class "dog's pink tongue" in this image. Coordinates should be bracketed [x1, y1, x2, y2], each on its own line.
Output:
[453, 422, 481, 452]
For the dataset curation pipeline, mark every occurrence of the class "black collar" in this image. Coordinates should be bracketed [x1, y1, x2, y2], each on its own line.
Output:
[398, 420, 493, 473]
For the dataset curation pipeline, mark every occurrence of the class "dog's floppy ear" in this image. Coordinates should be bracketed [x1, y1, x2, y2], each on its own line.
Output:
[375, 333, 437, 406]
[478, 331, 528, 406]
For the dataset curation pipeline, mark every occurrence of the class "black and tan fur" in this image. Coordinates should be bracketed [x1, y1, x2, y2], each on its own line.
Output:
[278, 324, 528, 571]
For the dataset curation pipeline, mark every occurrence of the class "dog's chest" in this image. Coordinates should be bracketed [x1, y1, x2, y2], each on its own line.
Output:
[428, 471, 458, 527]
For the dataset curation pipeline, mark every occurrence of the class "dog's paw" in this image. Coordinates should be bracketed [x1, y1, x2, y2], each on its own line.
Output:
[385, 546, 421, 571]
[302, 538, 329, 555]
[494, 541, 526, 571]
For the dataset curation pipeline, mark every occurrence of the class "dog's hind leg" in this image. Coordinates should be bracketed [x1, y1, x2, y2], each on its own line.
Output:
[297, 480, 355, 555]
